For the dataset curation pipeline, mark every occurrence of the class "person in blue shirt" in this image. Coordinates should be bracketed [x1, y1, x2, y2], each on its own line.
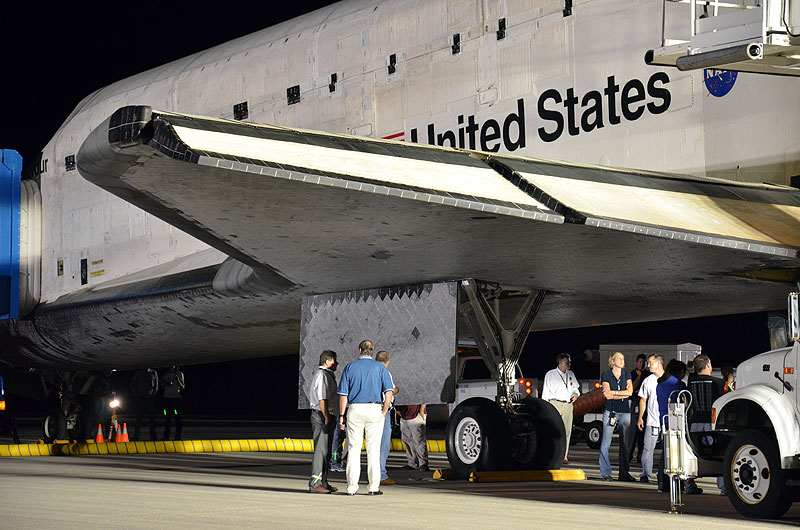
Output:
[375, 350, 400, 486]
[599, 352, 634, 481]
[338, 340, 394, 496]
[655, 359, 688, 492]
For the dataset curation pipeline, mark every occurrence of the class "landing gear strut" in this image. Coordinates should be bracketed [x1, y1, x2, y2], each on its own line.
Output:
[446, 280, 566, 478]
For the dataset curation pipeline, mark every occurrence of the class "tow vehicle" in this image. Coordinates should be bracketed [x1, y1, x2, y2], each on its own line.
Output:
[663, 293, 800, 519]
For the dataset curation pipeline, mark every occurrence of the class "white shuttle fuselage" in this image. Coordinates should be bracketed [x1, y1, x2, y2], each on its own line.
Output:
[6, 0, 800, 368]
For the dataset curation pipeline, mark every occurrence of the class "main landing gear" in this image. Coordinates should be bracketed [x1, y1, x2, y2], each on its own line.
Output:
[446, 280, 566, 478]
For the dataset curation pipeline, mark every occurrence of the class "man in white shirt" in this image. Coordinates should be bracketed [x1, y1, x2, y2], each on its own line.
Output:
[541, 353, 580, 464]
[307, 350, 339, 494]
[636, 354, 664, 483]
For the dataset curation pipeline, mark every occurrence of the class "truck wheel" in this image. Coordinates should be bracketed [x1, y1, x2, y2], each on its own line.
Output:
[446, 398, 511, 479]
[723, 430, 792, 519]
[522, 398, 566, 470]
[585, 420, 603, 450]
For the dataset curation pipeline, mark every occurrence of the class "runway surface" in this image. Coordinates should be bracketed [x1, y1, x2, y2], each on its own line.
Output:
[1, 420, 799, 528]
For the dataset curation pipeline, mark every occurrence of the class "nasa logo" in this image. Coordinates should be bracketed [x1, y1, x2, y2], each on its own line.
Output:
[703, 69, 737, 97]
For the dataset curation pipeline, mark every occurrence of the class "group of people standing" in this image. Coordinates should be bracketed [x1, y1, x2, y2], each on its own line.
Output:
[544, 349, 731, 494]
[599, 351, 729, 493]
[306, 340, 428, 495]
[129, 366, 185, 441]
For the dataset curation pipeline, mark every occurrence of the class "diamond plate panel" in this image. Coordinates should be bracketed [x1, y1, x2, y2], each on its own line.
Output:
[298, 282, 457, 408]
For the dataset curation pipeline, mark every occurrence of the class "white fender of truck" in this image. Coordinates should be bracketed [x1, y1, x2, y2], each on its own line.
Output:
[713, 385, 800, 468]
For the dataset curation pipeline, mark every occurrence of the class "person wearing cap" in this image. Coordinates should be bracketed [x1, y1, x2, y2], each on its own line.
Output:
[338, 340, 394, 496]
[541, 353, 580, 464]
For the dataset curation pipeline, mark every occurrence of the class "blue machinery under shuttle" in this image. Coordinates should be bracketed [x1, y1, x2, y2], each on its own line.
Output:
[0, 150, 21, 320]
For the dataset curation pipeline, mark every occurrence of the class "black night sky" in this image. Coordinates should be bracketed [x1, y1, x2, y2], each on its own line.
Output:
[0, 1, 775, 417]
[1, 2, 339, 164]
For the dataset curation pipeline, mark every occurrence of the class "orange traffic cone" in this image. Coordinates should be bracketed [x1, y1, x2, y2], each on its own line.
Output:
[95, 424, 104, 443]
[120, 423, 130, 443]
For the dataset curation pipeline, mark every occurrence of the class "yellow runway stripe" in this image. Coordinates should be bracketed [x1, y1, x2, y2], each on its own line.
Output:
[0, 438, 446, 457]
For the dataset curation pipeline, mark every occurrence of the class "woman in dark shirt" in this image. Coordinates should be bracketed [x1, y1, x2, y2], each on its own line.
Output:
[599, 352, 634, 481]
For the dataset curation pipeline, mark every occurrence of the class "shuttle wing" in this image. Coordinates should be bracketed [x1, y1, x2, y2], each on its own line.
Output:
[77, 106, 800, 329]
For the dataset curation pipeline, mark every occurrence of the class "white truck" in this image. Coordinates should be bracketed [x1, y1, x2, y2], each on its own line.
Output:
[663, 293, 800, 519]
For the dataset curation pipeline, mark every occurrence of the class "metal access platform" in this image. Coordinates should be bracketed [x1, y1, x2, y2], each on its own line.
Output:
[646, 0, 800, 76]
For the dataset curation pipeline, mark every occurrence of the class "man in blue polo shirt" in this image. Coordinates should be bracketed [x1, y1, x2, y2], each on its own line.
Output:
[338, 339, 394, 496]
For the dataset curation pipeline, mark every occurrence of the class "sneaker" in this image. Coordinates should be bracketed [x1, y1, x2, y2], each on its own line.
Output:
[368, 490, 383, 496]
[639, 476, 649, 483]
[602, 475, 613, 482]
[330, 464, 346, 472]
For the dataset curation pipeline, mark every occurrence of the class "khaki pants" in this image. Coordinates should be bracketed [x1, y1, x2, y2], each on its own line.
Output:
[400, 414, 428, 468]
[548, 399, 573, 460]
[345, 403, 384, 494]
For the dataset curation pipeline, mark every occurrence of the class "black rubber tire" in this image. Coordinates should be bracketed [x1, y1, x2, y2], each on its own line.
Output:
[42, 411, 61, 443]
[569, 425, 582, 446]
[586, 420, 603, 450]
[446, 398, 512, 479]
[523, 398, 566, 470]
[723, 430, 792, 519]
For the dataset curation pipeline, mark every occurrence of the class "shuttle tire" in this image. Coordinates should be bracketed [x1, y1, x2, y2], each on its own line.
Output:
[723, 430, 792, 519]
[522, 398, 566, 470]
[446, 398, 511, 479]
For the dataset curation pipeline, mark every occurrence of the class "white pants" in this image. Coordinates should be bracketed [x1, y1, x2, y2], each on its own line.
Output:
[345, 403, 384, 494]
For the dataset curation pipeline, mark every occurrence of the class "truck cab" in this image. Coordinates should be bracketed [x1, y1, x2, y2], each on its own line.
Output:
[663, 293, 800, 519]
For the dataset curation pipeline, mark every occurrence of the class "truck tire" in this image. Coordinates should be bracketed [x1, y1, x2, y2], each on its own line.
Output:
[585, 420, 603, 450]
[522, 398, 566, 470]
[446, 398, 511, 479]
[723, 430, 792, 519]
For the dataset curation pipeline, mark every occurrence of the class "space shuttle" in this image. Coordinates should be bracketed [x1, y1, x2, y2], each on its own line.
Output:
[1, 0, 799, 374]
